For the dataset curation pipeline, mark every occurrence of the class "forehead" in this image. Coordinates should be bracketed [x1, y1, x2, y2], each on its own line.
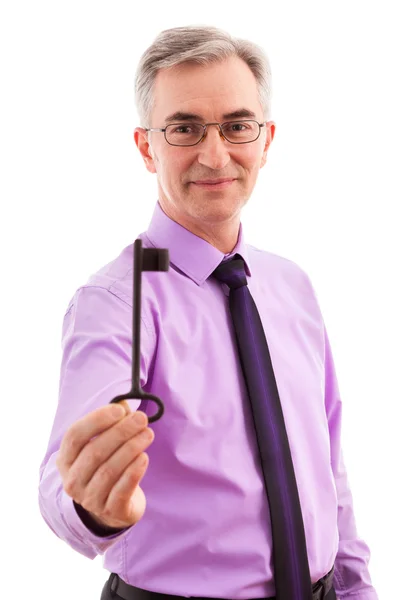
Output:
[151, 56, 262, 124]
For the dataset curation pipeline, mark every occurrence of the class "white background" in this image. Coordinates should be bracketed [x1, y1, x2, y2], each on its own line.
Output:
[1, 1, 398, 598]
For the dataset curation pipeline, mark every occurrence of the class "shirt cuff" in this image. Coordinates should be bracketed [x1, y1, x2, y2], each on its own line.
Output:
[60, 490, 131, 553]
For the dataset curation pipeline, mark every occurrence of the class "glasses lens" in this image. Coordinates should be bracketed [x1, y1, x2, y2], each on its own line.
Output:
[166, 123, 204, 146]
[222, 121, 259, 143]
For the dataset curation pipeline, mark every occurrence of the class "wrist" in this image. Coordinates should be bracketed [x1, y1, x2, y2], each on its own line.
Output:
[73, 501, 126, 535]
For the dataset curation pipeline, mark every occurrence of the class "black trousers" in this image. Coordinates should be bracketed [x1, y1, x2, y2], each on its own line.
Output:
[100, 573, 337, 600]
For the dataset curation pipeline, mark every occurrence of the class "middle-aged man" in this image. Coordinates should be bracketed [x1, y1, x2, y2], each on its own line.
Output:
[39, 25, 379, 600]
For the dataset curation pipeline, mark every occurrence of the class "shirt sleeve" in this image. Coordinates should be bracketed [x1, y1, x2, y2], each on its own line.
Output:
[38, 284, 155, 558]
[323, 324, 379, 599]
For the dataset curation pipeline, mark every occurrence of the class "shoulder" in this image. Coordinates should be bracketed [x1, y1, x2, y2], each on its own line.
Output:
[247, 244, 314, 291]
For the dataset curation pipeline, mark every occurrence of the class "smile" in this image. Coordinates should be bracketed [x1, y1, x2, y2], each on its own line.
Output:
[191, 179, 236, 190]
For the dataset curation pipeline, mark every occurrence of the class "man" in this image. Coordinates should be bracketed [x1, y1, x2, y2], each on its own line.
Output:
[38, 26, 378, 600]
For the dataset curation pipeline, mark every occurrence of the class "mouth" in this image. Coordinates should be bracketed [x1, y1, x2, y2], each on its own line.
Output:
[190, 178, 236, 190]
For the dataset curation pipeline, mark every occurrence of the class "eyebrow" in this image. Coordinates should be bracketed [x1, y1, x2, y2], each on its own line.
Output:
[164, 108, 258, 124]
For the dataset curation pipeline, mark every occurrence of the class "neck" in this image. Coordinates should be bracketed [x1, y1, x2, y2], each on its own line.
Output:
[158, 200, 240, 255]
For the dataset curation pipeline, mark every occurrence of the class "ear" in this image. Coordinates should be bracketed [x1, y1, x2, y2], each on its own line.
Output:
[134, 127, 157, 174]
[260, 122, 276, 169]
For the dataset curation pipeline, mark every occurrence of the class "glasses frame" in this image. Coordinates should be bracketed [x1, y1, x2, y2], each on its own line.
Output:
[145, 120, 267, 147]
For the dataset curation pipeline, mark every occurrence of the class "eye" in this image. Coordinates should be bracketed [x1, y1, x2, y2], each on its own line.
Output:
[174, 126, 193, 134]
[169, 124, 203, 135]
[227, 122, 249, 131]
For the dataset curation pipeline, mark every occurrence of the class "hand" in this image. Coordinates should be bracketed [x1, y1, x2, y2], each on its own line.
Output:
[56, 401, 154, 530]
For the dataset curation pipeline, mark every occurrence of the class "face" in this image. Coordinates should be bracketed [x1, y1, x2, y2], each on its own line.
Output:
[134, 55, 275, 250]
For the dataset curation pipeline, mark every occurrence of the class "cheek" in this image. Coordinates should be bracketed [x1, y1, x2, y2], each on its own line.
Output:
[168, 153, 195, 184]
[156, 153, 194, 195]
[158, 150, 189, 171]
[234, 142, 263, 166]
[236, 150, 262, 178]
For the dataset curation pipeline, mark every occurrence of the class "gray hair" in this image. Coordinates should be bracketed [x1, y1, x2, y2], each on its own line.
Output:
[134, 25, 272, 128]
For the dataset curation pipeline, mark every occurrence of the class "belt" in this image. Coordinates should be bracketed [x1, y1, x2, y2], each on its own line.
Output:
[108, 565, 335, 600]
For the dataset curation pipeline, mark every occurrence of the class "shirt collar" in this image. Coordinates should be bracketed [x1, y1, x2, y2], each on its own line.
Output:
[145, 200, 252, 286]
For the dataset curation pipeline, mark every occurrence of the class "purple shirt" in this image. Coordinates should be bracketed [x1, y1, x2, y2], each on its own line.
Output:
[38, 200, 378, 599]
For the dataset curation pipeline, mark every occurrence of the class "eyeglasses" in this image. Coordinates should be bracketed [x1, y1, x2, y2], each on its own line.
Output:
[145, 120, 267, 147]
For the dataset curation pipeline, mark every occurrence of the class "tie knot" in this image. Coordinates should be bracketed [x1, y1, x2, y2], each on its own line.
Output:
[212, 255, 248, 290]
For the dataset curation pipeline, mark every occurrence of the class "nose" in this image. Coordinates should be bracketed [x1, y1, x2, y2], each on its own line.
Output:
[196, 124, 231, 170]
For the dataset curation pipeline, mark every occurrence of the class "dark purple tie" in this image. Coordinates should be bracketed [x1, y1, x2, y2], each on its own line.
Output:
[212, 254, 313, 600]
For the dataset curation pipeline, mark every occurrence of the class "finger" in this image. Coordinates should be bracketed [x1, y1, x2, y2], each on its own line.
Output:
[120, 400, 132, 415]
[70, 411, 150, 490]
[80, 428, 154, 511]
[105, 453, 149, 520]
[59, 404, 126, 469]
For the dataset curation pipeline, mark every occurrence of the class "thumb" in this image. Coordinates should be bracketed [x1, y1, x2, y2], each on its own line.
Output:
[120, 400, 132, 416]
